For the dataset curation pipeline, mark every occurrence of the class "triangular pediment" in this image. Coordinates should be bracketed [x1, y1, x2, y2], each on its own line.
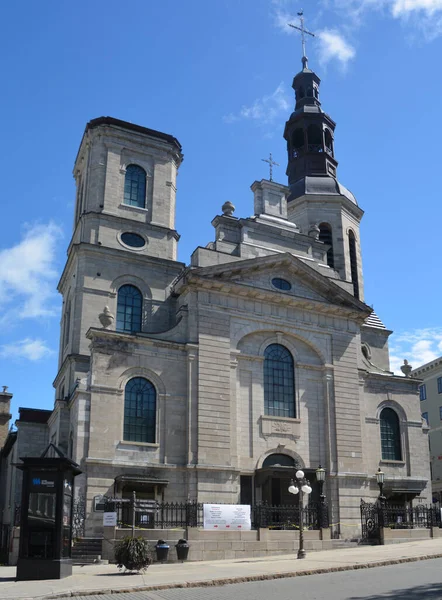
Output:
[188, 253, 372, 317]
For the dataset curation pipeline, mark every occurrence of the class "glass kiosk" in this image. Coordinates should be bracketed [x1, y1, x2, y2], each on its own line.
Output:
[16, 445, 81, 581]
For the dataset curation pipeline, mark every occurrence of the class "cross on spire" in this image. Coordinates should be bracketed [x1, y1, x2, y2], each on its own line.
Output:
[262, 153, 279, 182]
[288, 9, 315, 69]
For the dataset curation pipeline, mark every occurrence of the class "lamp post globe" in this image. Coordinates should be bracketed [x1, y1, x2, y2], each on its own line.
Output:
[288, 468, 312, 559]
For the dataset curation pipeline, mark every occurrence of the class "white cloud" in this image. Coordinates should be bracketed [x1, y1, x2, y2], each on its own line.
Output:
[317, 29, 356, 67]
[0, 222, 62, 322]
[0, 338, 54, 361]
[329, 0, 442, 38]
[224, 82, 290, 125]
[389, 327, 442, 374]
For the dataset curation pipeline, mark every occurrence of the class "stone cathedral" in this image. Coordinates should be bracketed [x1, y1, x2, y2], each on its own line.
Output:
[49, 57, 429, 538]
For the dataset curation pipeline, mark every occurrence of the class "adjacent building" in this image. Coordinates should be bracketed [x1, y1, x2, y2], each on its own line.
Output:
[411, 357, 442, 502]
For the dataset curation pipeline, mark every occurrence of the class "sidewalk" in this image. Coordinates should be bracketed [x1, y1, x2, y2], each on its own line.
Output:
[2, 539, 442, 600]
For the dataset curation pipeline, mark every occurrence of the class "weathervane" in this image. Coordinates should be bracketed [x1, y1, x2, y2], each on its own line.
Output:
[261, 153, 279, 181]
[288, 9, 315, 69]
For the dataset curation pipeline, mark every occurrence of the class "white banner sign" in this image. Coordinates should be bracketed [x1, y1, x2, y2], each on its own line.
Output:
[203, 504, 251, 530]
[103, 512, 117, 527]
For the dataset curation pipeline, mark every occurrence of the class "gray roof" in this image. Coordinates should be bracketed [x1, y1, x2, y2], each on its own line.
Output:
[289, 176, 358, 205]
[364, 311, 386, 329]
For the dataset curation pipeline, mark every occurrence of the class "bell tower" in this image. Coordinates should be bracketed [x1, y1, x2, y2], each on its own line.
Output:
[283, 48, 365, 300]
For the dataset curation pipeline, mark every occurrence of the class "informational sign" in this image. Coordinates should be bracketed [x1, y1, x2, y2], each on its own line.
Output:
[203, 504, 251, 530]
[103, 512, 117, 527]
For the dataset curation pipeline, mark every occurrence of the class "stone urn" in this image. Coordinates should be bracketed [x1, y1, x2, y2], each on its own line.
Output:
[308, 224, 320, 240]
[98, 306, 114, 329]
[222, 201, 235, 217]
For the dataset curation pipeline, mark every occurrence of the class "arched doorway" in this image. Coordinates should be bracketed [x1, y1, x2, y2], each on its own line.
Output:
[261, 454, 297, 505]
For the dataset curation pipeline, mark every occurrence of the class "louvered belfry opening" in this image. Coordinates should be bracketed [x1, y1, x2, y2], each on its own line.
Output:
[318, 223, 334, 269]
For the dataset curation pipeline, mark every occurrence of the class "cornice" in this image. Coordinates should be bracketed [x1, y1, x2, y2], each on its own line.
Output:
[184, 276, 368, 323]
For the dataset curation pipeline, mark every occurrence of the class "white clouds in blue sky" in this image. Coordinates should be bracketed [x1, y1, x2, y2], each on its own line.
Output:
[0, 222, 62, 324]
[389, 328, 442, 373]
[223, 82, 290, 124]
[0, 338, 54, 362]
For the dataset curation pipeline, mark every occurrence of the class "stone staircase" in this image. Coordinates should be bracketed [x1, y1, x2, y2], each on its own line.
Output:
[71, 537, 103, 564]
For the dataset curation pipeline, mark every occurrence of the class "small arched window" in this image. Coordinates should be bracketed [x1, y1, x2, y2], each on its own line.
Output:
[324, 129, 333, 156]
[380, 408, 402, 461]
[307, 86, 313, 97]
[298, 86, 305, 99]
[348, 230, 359, 299]
[117, 285, 142, 333]
[307, 124, 323, 152]
[264, 344, 295, 418]
[319, 223, 334, 269]
[124, 164, 146, 208]
[124, 377, 156, 443]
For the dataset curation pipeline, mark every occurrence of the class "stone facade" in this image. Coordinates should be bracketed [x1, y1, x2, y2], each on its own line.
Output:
[34, 64, 432, 541]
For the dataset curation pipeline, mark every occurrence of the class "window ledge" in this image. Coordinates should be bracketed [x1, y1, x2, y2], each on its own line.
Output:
[119, 441, 159, 448]
[380, 460, 405, 466]
[119, 203, 149, 213]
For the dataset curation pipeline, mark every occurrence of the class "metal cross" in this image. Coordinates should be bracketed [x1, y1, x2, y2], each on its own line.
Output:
[288, 9, 315, 68]
[261, 153, 279, 181]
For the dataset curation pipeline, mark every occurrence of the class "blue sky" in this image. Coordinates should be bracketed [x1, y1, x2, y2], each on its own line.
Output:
[1, 0, 442, 420]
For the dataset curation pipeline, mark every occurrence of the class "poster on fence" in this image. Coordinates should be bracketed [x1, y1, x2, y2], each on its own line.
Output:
[203, 504, 251, 530]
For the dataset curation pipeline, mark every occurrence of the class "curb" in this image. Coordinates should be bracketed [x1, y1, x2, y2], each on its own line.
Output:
[21, 551, 442, 600]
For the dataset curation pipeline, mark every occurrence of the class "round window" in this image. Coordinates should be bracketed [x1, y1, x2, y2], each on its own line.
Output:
[121, 232, 146, 248]
[272, 277, 292, 291]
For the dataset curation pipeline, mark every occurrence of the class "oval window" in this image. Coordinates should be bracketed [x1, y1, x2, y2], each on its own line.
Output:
[272, 278, 291, 291]
[121, 232, 146, 248]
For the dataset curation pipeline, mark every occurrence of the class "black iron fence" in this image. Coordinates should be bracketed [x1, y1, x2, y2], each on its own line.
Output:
[361, 500, 442, 543]
[103, 499, 329, 531]
[382, 504, 441, 529]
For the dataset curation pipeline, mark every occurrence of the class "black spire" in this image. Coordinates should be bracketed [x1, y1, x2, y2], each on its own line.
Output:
[283, 61, 339, 198]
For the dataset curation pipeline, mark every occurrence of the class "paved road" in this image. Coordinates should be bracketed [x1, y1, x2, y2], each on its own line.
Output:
[72, 557, 442, 600]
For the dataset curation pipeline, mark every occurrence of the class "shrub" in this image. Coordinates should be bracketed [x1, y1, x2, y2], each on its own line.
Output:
[114, 536, 152, 572]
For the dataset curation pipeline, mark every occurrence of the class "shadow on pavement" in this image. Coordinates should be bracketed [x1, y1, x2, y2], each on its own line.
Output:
[349, 583, 442, 599]
[0, 577, 15, 582]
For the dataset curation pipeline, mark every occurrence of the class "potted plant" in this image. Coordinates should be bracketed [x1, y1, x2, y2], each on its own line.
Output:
[115, 536, 152, 572]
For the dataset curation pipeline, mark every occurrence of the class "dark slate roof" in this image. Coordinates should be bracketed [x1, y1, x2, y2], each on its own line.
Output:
[18, 407, 52, 424]
[289, 176, 357, 205]
[364, 311, 386, 329]
[85, 117, 182, 152]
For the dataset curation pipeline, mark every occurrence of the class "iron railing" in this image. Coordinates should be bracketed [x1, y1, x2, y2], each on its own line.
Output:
[381, 504, 440, 529]
[103, 499, 329, 531]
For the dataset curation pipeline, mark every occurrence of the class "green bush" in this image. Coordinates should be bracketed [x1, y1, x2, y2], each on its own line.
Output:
[114, 536, 152, 572]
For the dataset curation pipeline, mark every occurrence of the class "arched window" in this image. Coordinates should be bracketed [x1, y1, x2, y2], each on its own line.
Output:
[292, 128, 304, 157]
[324, 129, 333, 156]
[264, 344, 295, 418]
[380, 408, 402, 461]
[124, 377, 156, 443]
[307, 124, 323, 152]
[262, 453, 296, 468]
[117, 285, 142, 333]
[318, 223, 334, 269]
[348, 230, 359, 299]
[124, 164, 146, 208]
[297, 86, 305, 99]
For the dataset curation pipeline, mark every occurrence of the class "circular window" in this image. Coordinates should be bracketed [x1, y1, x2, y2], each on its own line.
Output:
[121, 232, 146, 248]
[272, 277, 292, 291]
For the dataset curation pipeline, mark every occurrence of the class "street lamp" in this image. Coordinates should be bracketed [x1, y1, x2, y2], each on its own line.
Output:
[288, 469, 312, 559]
[376, 468, 385, 501]
[315, 465, 326, 529]
[376, 468, 386, 531]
